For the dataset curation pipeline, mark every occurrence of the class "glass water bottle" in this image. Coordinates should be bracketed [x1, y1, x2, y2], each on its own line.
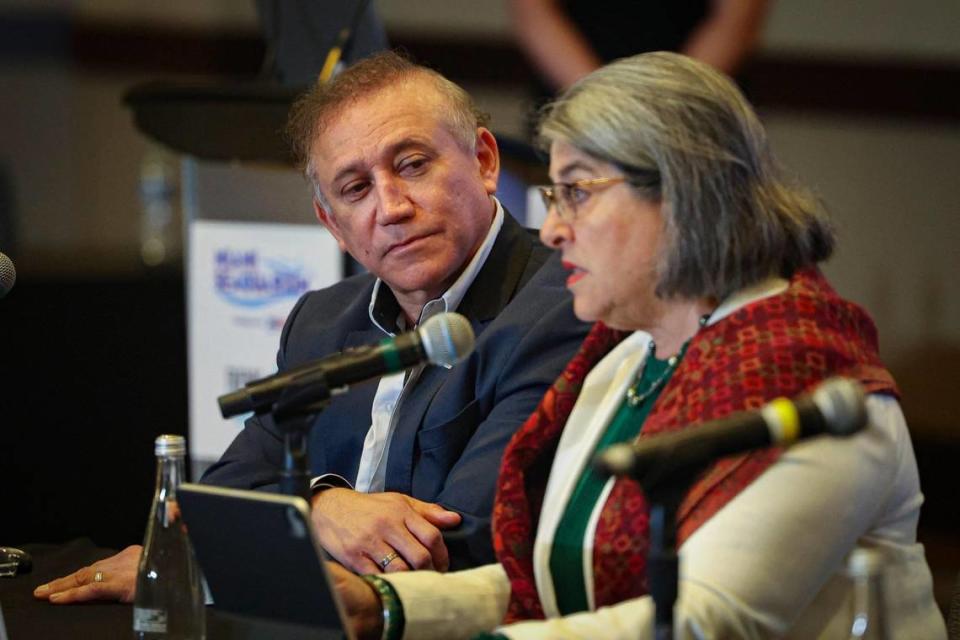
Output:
[133, 435, 206, 639]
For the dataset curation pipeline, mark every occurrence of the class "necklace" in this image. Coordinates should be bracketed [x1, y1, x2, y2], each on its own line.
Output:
[625, 343, 683, 407]
[625, 313, 711, 408]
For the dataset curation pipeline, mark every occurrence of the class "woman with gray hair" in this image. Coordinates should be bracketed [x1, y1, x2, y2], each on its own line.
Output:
[331, 52, 945, 640]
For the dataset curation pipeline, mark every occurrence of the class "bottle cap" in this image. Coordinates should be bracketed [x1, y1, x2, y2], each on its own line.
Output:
[154, 434, 186, 457]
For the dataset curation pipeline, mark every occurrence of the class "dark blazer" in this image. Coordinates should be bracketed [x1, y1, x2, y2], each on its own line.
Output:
[202, 213, 588, 568]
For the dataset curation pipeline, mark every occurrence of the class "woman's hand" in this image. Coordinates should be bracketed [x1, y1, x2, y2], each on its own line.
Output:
[327, 561, 386, 640]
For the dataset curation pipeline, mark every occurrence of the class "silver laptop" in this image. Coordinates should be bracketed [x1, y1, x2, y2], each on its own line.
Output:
[178, 483, 355, 639]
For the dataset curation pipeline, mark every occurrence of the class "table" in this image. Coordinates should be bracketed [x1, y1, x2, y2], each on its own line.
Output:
[0, 539, 130, 638]
[0, 539, 346, 639]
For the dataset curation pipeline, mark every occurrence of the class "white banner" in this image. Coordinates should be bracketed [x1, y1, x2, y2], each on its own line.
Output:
[187, 220, 342, 462]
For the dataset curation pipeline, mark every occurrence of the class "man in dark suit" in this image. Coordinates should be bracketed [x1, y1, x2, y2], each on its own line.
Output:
[34, 52, 585, 603]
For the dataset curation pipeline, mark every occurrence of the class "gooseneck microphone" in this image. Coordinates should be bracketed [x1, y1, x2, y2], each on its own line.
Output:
[218, 311, 475, 418]
[595, 378, 867, 483]
[0, 252, 15, 298]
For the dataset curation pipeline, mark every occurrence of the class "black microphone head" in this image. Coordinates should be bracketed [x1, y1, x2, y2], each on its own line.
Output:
[218, 386, 254, 418]
[811, 378, 867, 436]
[0, 252, 15, 298]
[419, 312, 475, 367]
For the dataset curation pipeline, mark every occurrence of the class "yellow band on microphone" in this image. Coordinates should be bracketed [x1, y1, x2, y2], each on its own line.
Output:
[319, 47, 343, 83]
[766, 397, 801, 444]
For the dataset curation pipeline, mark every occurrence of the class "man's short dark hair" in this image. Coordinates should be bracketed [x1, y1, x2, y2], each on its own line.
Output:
[286, 50, 489, 207]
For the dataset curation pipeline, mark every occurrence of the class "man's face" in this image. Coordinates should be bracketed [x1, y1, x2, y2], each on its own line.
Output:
[311, 77, 500, 315]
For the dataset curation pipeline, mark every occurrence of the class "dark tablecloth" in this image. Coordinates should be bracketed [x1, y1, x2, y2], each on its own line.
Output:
[0, 538, 131, 639]
[0, 539, 346, 639]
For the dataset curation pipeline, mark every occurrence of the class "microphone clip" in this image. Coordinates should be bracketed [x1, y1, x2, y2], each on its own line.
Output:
[269, 367, 334, 424]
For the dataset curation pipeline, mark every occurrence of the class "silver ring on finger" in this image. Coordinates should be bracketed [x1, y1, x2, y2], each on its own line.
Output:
[93, 570, 105, 583]
[378, 551, 400, 571]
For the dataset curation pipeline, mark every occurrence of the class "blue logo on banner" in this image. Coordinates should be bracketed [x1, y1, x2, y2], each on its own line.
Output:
[214, 249, 310, 307]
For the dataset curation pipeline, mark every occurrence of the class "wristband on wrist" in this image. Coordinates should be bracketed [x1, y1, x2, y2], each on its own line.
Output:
[361, 574, 405, 640]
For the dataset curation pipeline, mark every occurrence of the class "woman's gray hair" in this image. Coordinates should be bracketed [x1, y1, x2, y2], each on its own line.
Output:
[538, 51, 835, 301]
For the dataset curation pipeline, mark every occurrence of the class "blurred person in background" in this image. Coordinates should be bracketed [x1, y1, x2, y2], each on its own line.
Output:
[509, 0, 769, 137]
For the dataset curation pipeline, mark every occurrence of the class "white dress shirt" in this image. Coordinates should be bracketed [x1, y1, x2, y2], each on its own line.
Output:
[352, 200, 504, 493]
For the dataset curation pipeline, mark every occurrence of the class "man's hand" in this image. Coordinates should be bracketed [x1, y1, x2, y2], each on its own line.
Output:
[33, 545, 142, 604]
[311, 488, 461, 574]
[327, 561, 384, 640]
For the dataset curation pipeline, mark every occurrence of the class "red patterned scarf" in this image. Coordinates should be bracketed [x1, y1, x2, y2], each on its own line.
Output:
[493, 268, 897, 621]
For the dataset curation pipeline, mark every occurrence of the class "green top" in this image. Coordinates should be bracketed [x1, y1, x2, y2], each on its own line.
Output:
[548, 346, 681, 615]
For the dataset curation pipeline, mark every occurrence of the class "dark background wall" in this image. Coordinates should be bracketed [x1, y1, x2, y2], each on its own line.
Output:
[1, 276, 187, 549]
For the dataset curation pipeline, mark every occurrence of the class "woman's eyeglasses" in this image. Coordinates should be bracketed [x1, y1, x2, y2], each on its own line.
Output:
[536, 177, 629, 222]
